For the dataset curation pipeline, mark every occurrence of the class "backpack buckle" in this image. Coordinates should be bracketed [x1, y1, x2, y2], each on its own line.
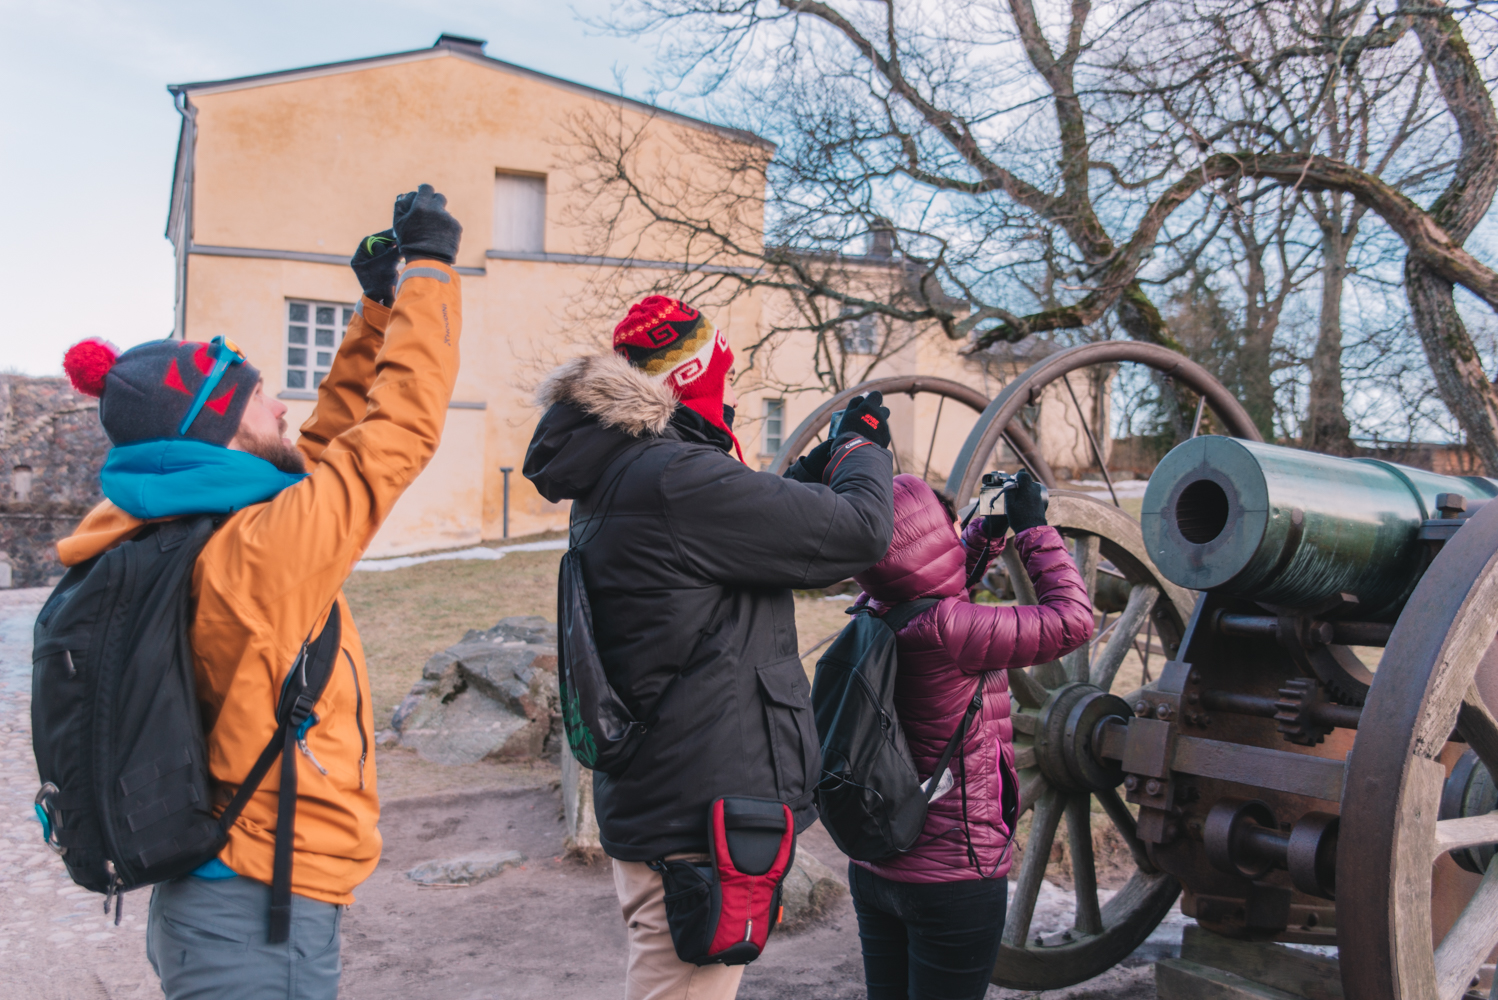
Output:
[34, 783, 66, 856]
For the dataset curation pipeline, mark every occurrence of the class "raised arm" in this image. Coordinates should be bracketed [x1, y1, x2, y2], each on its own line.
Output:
[667, 434, 895, 590]
[208, 186, 465, 632]
[297, 229, 403, 464]
[934, 525, 1095, 673]
[297, 296, 391, 466]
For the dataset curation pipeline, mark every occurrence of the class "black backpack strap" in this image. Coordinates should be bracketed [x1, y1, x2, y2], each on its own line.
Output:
[872, 597, 973, 805]
[878, 597, 939, 634]
[923, 673, 988, 804]
[215, 602, 343, 943]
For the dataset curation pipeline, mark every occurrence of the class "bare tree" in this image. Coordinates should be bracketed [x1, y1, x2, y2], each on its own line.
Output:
[582, 0, 1498, 465]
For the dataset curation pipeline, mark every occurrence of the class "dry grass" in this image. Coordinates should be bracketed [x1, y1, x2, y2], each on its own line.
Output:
[342, 531, 569, 727]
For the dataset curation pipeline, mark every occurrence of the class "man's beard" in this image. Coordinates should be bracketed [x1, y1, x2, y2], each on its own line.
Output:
[238, 425, 307, 475]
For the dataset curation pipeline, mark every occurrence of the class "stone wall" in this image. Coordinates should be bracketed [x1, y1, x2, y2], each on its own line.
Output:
[0, 376, 107, 587]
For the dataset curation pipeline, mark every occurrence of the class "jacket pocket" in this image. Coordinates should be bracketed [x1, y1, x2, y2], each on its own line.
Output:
[755, 658, 819, 803]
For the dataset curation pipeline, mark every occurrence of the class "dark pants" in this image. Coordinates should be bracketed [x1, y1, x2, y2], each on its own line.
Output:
[848, 862, 1007, 1000]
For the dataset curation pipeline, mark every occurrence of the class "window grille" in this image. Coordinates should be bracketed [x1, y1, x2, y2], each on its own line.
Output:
[763, 399, 785, 455]
[285, 299, 354, 390]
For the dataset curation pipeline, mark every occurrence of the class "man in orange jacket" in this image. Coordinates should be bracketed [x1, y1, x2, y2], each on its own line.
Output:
[56, 185, 463, 999]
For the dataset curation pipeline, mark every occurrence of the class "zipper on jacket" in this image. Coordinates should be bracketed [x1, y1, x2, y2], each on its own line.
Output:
[296, 714, 330, 775]
[344, 650, 368, 790]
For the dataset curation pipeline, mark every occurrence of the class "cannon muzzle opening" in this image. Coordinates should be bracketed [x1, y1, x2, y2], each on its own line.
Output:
[1141, 436, 1498, 619]
[1174, 478, 1230, 544]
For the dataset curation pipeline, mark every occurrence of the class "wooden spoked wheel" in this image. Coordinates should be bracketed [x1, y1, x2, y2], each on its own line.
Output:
[766, 375, 1057, 487]
[991, 493, 1195, 990]
[1338, 499, 1498, 1000]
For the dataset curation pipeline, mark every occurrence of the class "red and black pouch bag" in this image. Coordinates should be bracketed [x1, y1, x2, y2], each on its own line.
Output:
[649, 796, 796, 966]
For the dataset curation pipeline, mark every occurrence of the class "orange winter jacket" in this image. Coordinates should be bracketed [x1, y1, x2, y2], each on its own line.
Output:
[56, 261, 462, 905]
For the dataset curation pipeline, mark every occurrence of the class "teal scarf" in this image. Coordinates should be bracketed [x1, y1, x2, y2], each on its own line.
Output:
[100, 438, 307, 519]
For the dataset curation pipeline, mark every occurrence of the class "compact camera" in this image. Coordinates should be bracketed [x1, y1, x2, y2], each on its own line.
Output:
[974, 470, 1048, 520]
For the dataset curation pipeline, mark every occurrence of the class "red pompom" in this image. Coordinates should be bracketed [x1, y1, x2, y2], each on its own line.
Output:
[63, 338, 120, 398]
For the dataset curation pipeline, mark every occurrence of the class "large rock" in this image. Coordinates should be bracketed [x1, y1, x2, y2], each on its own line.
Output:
[391, 616, 560, 764]
[778, 850, 847, 931]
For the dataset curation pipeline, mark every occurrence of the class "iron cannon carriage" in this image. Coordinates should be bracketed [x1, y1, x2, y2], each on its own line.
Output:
[775, 344, 1498, 999]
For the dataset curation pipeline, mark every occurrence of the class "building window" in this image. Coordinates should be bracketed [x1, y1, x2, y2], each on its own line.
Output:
[11, 466, 33, 502]
[763, 399, 785, 455]
[286, 299, 354, 390]
[839, 308, 878, 355]
[493, 173, 546, 253]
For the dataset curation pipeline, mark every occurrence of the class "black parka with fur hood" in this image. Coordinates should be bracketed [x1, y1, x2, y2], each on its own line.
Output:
[524, 353, 894, 861]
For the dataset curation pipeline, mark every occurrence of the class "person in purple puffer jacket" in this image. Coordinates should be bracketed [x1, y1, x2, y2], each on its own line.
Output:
[846, 471, 1094, 1000]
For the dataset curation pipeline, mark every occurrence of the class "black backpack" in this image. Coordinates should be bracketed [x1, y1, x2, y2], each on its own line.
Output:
[810, 599, 986, 862]
[31, 515, 340, 941]
[556, 547, 662, 777]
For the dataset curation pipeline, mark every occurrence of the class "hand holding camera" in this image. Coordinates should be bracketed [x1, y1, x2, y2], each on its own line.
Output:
[349, 229, 400, 306]
[835, 391, 892, 449]
[392, 184, 463, 265]
[975, 468, 1049, 535]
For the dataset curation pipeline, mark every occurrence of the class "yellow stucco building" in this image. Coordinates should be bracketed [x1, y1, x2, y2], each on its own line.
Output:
[166, 34, 1105, 556]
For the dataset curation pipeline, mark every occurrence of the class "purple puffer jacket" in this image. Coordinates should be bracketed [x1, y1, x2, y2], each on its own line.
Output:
[850, 474, 1094, 882]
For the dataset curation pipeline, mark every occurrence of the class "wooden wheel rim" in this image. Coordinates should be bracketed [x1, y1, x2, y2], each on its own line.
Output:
[944, 342, 1264, 505]
[766, 375, 1057, 486]
[1338, 498, 1498, 1000]
[992, 493, 1194, 990]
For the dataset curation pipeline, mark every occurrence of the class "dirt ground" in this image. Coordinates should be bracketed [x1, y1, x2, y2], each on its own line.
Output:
[3, 536, 1167, 999]
[336, 541, 1166, 999]
[342, 782, 1157, 1000]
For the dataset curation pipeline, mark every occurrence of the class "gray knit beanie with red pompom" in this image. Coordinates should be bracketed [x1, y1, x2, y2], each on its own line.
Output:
[64, 338, 261, 447]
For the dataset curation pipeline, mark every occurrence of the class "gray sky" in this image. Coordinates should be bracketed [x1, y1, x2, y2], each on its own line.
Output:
[0, 0, 657, 375]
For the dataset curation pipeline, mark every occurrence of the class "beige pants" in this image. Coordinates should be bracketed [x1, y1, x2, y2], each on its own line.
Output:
[613, 857, 746, 1000]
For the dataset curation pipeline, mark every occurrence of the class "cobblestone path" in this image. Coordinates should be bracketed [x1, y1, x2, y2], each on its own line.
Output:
[0, 589, 157, 999]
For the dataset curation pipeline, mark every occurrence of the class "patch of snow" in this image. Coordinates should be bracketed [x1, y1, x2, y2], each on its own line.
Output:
[354, 539, 568, 572]
[1073, 479, 1150, 500]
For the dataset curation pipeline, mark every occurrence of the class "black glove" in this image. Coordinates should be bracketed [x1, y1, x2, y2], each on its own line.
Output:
[350, 229, 400, 306]
[981, 513, 1009, 538]
[838, 391, 892, 449]
[785, 439, 833, 483]
[1004, 469, 1049, 533]
[392, 184, 463, 265]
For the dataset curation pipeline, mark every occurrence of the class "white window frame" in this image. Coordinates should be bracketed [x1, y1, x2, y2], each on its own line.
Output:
[493, 172, 547, 253]
[285, 299, 354, 391]
[762, 398, 785, 456]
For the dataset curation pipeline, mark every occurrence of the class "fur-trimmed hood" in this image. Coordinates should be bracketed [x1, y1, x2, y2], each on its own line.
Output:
[535, 352, 676, 438]
[525, 353, 684, 503]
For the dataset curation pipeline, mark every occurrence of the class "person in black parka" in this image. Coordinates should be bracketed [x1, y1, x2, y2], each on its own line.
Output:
[524, 295, 893, 999]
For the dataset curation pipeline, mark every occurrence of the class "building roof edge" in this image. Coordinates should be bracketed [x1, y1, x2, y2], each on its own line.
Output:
[166, 44, 774, 151]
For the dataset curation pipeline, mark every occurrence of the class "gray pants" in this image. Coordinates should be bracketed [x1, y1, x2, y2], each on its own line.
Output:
[146, 875, 342, 1000]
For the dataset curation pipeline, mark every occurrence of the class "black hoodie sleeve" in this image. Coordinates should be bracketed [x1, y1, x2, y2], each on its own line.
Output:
[663, 434, 894, 589]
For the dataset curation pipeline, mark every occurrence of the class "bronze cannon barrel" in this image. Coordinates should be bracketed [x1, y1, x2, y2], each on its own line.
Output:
[1140, 437, 1498, 619]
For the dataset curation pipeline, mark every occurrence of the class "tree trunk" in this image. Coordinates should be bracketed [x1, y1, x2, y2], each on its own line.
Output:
[1305, 225, 1355, 455]
[1399, 0, 1498, 474]
[1115, 281, 1193, 442]
[1405, 259, 1498, 474]
[1238, 249, 1279, 441]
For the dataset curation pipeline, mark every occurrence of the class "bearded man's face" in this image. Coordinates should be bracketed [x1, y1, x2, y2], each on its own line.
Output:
[229, 381, 307, 474]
